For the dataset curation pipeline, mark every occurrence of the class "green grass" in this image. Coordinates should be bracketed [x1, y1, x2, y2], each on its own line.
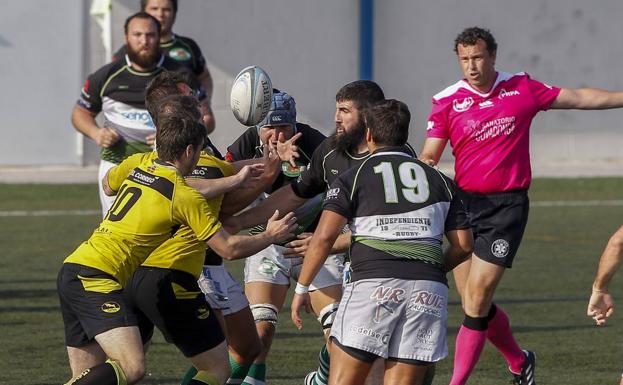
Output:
[1, 179, 622, 384]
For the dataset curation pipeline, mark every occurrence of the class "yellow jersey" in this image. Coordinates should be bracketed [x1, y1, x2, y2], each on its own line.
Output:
[106, 151, 234, 277]
[64, 156, 221, 285]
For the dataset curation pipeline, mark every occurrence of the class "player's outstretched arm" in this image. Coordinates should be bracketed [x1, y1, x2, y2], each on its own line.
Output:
[220, 143, 282, 216]
[290, 210, 347, 330]
[282, 231, 352, 258]
[224, 184, 308, 232]
[551, 88, 623, 110]
[587, 225, 623, 325]
[419, 138, 448, 166]
[186, 164, 264, 200]
[207, 210, 297, 261]
[443, 228, 474, 272]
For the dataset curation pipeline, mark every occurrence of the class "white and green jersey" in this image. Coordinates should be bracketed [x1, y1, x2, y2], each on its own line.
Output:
[322, 146, 469, 284]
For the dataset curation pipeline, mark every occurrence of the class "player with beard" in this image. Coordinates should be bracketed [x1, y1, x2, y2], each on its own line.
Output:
[224, 81, 435, 385]
[72, 12, 197, 217]
[113, 0, 216, 135]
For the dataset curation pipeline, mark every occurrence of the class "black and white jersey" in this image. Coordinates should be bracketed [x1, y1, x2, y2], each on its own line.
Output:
[292, 137, 416, 199]
[225, 123, 326, 194]
[323, 146, 469, 284]
[77, 55, 194, 163]
[113, 34, 207, 76]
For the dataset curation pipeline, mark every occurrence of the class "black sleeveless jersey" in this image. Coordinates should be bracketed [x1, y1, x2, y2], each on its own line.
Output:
[322, 147, 469, 284]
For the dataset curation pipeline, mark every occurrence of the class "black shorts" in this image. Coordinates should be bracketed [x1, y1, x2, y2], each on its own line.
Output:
[460, 189, 529, 268]
[125, 266, 225, 357]
[57, 263, 137, 347]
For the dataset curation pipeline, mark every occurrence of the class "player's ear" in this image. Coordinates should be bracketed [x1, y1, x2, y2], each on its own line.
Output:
[366, 127, 373, 143]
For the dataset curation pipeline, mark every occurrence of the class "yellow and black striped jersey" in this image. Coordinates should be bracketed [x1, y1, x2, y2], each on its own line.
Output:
[65, 156, 221, 285]
[107, 151, 234, 277]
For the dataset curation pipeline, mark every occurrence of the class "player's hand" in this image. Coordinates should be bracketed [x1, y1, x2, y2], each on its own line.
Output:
[146, 133, 156, 148]
[265, 210, 297, 244]
[283, 233, 313, 258]
[276, 132, 302, 167]
[236, 164, 265, 189]
[291, 292, 312, 330]
[262, 142, 281, 178]
[95, 127, 121, 148]
[587, 290, 615, 326]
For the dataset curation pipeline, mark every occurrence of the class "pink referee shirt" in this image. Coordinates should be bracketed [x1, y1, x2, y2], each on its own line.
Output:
[426, 72, 560, 194]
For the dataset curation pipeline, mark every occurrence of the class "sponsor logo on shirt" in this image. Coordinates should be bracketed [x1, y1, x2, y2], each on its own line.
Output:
[169, 47, 192, 61]
[472, 116, 517, 142]
[498, 88, 520, 99]
[330, 169, 339, 175]
[427, 121, 435, 131]
[479, 100, 494, 109]
[452, 97, 474, 113]
[326, 187, 340, 200]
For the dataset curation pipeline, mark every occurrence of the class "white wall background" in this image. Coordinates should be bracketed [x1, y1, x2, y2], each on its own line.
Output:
[1, 0, 622, 172]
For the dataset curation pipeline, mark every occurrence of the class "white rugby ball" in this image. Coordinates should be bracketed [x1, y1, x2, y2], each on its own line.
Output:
[230, 66, 273, 126]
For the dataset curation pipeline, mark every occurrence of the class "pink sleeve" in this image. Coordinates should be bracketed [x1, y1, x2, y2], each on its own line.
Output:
[426, 98, 450, 139]
[527, 75, 561, 111]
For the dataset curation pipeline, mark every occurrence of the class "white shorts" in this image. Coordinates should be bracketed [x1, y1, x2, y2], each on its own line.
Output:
[98, 159, 117, 218]
[244, 244, 344, 291]
[330, 278, 448, 363]
[198, 264, 249, 316]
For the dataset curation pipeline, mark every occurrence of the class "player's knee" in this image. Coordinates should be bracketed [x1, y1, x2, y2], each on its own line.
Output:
[251, 303, 279, 329]
[608, 227, 623, 250]
[231, 338, 262, 365]
[317, 302, 339, 333]
[117, 357, 146, 384]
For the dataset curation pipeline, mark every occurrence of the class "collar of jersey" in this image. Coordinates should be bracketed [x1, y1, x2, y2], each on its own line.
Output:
[124, 54, 165, 76]
[160, 33, 178, 48]
[369, 146, 412, 158]
[460, 71, 515, 98]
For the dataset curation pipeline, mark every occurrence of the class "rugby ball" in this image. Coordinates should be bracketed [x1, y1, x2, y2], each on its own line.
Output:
[230, 66, 273, 126]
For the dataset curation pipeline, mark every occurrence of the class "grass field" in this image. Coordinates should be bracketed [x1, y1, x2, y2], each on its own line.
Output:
[1, 179, 622, 385]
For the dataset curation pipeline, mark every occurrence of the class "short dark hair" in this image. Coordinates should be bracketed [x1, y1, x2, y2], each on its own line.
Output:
[153, 94, 201, 128]
[454, 26, 497, 55]
[124, 11, 161, 35]
[335, 80, 385, 111]
[141, 0, 177, 13]
[156, 115, 206, 162]
[145, 71, 193, 125]
[363, 99, 410, 147]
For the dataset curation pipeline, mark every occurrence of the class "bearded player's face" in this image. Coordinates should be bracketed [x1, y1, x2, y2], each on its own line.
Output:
[333, 100, 366, 152]
[125, 17, 160, 68]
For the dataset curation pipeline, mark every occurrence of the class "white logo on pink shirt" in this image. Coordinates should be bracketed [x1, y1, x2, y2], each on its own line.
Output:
[452, 97, 474, 113]
[427, 121, 434, 131]
[473, 116, 516, 142]
[498, 89, 520, 99]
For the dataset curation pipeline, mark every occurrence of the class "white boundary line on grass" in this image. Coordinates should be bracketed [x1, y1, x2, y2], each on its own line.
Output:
[1, 200, 623, 217]
[0, 209, 100, 217]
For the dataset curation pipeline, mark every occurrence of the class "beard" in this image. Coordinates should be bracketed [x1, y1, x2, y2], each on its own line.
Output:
[127, 45, 160, 69]
[331, 120, 367, 153]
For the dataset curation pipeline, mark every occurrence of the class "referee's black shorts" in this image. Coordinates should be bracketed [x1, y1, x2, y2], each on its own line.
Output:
[125, 266, 225, 357]
[459, 189, 529, 268]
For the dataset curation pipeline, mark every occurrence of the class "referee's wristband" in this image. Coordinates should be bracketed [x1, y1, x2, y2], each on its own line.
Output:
[294, 282, 309, 295]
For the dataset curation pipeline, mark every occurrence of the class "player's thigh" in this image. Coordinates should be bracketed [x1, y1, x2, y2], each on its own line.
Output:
[310, 284, 342, 315]
[66, 342, 107, 377]
[328, 341, 374, 385]
[94, 326, 145, 375]
[244, 281, 288, 309]
[451, 256, 472, 304]
[383, 360, 430, 385]
[188, 340, 230, 377]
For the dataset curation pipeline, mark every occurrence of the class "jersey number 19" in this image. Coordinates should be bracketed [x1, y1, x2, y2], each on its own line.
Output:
[373, 161, 430, 204]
